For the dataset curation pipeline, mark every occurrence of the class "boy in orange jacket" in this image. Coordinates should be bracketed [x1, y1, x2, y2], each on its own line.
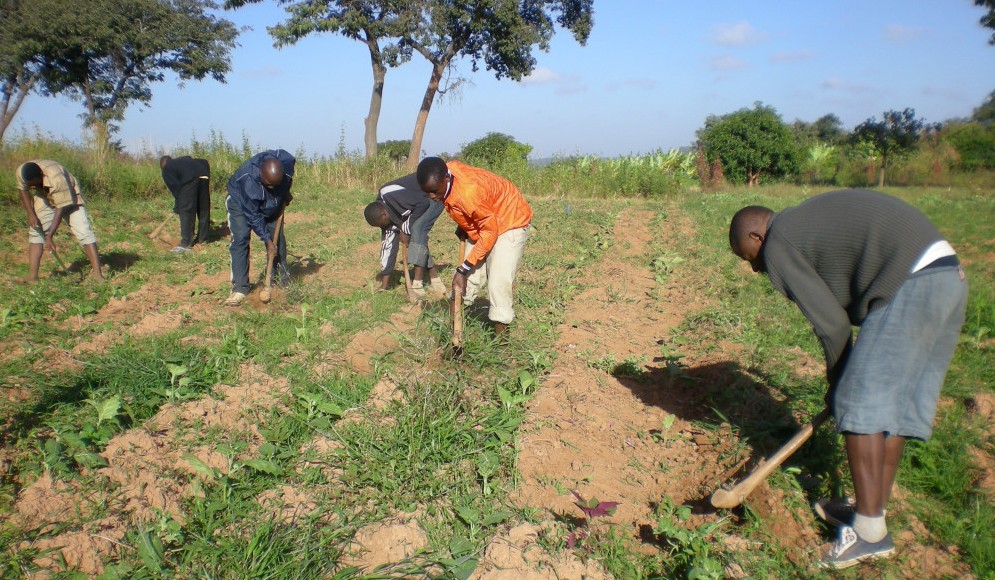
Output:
[416, 157, 532, 334]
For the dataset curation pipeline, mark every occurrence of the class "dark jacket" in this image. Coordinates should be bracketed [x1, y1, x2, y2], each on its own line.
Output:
[162, 156, 210, 213]
[226, 149, 295, 242]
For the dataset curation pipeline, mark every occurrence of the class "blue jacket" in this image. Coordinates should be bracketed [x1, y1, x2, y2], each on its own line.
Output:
[226, 149, 295, 242]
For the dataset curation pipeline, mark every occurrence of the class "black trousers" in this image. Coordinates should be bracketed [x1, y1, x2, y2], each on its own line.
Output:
[175, 179, 211, 246]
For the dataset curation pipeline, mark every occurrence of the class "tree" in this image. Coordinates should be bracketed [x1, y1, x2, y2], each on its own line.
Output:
[972, 89, 995, 125]
[459, 132, 532, 167]
[0, 0, 59, 145]
[401, 0, 593, 170]
[977, 0, 995, 45]
[45, 0, 238, 159]
[377, 138, 412, 163]
[696, 102, 800, 187]
[851, 108, 931, 187]
[224, 0, 415, 160]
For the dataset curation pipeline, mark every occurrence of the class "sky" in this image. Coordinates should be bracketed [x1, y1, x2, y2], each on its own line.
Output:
[10, 0, 995, 159]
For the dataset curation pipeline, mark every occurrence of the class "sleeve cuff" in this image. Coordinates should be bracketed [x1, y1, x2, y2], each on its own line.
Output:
[456, 261, 473, 275]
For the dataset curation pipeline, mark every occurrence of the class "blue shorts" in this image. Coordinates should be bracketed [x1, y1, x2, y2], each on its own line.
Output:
[833, 264, 967, 440]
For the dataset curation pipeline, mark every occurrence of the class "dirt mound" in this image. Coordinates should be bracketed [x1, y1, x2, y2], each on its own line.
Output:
[11, 363, 289, 575]
[472, 523, 609, 579]
[340, 516, 429, 572]
[342, 303, 424, 374]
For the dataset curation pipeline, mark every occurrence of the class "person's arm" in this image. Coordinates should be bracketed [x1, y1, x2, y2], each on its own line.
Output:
[18, 188, 41, 230]
[161, 167, 183, 197]
[766, 244, 853, 382]
[45, 205, 70, 252]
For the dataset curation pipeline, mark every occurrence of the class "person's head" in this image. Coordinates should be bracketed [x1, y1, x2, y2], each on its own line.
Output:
[729, 205, 774, 273]
[416, 157, 450, 202]
[20, 162, 43, 189]
[364, 201, 390, 228]
[159, 155, 172, 169]
[260, 158, 285, 190]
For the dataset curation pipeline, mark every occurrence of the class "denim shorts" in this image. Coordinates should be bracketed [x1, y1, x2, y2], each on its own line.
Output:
[833, 264, 967, 440]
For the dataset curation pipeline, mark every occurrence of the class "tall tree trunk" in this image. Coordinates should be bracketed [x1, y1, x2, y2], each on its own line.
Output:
[363, 40, 387, 160]
[0, 73, 39, 146]
[363, 50, 386, 160]
[405, 62, 446, 172]
[877, 163, 886, 187]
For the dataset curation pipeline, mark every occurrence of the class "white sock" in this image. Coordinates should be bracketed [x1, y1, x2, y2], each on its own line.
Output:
[853, 513, 887, 543]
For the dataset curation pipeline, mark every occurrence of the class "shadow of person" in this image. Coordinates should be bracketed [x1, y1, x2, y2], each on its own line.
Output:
[100, 251, 140, 275]
[614, 359, 836, 508]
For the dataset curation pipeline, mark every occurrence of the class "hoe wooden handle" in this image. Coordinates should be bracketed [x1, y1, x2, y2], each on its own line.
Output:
[400, 241, 415, 301]
[452, 239, 466, 349]
[261, 212, 284, 303]
[149, 213, 175, 239]
[710, 408, 831, 509]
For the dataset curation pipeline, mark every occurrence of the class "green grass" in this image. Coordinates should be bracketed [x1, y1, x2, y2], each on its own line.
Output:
[0, 137, 991, 577]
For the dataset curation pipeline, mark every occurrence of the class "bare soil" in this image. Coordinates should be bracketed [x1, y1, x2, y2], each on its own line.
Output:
[3, 205, 979, 577]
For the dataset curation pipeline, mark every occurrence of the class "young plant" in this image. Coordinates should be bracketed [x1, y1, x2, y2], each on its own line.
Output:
[568, 490, 620, 551]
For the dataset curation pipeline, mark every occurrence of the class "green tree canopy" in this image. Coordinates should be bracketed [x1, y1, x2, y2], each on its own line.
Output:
[972, 89, 995, 124]
[697, 102, 800, 187]
[0, 0, 61, 144]
[377, 139, 412, 163]
[401, 0, 593, 170]
[45, 0, 238, 157]
[851, 108, 932, 186]
[977, 0, 995, 45]
[459, 132, 532, 168]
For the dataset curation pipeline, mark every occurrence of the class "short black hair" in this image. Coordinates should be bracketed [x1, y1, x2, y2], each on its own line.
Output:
[728, 205, 773, 252]
[416, 156, 448, 189]
[20, 162, 43, 184]
[364, 201, 388, 227]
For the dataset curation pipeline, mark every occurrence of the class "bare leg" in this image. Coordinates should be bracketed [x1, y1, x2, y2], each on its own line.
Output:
[27, 243, 44, 282]
[845, 432, 886, 516]
[413, 265, 426, 284]
[882, 436, 906, 508]
[83, 243, 104, 280]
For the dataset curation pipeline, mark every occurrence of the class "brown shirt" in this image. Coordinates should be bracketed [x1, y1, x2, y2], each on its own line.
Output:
[16, 160, 84, 209]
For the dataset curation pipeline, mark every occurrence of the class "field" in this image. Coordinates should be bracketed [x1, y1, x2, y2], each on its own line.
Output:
[0, 171, 992, 578]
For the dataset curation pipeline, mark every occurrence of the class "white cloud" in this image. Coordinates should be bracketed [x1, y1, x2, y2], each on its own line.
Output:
[821, 77, 871, 93]
[711, 55, 748, 70]
[521, 67, 563, 85]
[520, 67, 586, 95]
[884, 24, 927, 43]
[712, 22, 768, 46]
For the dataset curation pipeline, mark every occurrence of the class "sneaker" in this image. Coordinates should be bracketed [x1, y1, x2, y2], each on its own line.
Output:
[819, 525, 894, 570]
[814, 497, 856, 528]
[224, 291, 247, 306]
[410, 282, 427, 298]
[171, 245, 191, 254]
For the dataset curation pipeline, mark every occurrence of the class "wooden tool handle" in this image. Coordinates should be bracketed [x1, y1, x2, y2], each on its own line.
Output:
[452, 239, 466, 348]
[710, 408, 831, 509]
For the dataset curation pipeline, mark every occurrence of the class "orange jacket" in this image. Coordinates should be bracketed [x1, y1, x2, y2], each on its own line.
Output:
[444, 161, 532, 269]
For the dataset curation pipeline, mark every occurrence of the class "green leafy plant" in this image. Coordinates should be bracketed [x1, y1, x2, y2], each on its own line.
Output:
[568, 490, 620, 551]
[652, 496, 725, 579]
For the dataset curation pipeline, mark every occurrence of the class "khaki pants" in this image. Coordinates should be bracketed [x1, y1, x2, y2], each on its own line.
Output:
[464, 225, 529, 324]
[29, 198, 97, 245]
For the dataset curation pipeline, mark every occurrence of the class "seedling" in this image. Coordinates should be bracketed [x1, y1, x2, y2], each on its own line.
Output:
[568, 490, 620, 550]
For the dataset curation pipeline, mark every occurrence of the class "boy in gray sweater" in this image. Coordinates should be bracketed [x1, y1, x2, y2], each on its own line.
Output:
[729, 189, 967, 569]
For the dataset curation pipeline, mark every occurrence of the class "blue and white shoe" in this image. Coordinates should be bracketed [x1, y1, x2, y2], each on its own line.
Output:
[813, 497, 856, 528]
[819, 525, 895, 569]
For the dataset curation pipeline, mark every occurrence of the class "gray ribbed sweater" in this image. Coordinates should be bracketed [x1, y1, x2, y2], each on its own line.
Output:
[762, 189, 944, 376]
